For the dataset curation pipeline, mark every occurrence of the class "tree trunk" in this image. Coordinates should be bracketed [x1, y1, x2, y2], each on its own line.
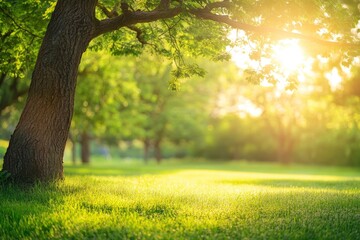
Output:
[277, 133, 293, 165]
[2, 0, 97, 184]
[68, 133, 77, 164]
[72, 140, 77, 165]
[154, 138, 162, 164]
[80, 131, 90, 164]
[143, 138, 151, 164]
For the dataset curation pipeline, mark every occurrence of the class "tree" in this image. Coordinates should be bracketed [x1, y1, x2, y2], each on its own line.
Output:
[131, 55, 208, 163]
[135, 61, 173, 163]
[2, 0, 359, 184]
[254, 88, 303, 164]
[71, 51, 139, 164]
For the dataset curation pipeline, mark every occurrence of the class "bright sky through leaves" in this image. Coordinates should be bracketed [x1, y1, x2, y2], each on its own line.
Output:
[228, 29, 347, 92]
[272, 39, 305, 75]
[225, 29, 356, 118]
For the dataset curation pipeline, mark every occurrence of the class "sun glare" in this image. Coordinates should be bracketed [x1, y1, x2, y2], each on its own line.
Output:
[272, 40, 305, 74]
[237, 98, 263, 118]
[229, 30, 307, 78]
[325, 68, 343, 91]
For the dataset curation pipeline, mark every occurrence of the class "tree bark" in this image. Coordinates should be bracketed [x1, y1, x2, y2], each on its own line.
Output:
[80, 131, 90, 164]
[2, 0, 97, 183]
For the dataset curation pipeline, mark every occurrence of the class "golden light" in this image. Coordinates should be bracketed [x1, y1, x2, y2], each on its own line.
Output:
[228, 32, 307, 79]
[272, 39, 305, 74]
[325, 68, 343, 91]
[237, 98, 263, 118]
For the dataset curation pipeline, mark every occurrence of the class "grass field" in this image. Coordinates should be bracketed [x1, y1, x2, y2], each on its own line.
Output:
[0, 159, 359, 239]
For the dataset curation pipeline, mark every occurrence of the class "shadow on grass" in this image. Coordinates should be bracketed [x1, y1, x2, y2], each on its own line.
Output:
[0, 182, 93, 239]
[0, 183, 82, 224]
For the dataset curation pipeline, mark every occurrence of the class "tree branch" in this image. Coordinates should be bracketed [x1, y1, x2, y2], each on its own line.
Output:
[96, 2, 148, 45]
[190, 9, 360, 48]
[97, 3, 118, 18]
[127, 25, 147, 45]
[94, 1, 359, 49]
[92, 7, 182, 38]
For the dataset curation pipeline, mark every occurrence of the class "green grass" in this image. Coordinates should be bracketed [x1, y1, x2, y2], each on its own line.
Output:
[0, 160, 359, 239]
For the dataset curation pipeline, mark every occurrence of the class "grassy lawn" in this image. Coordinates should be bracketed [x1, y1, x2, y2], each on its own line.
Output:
[0, 159, 359, 239]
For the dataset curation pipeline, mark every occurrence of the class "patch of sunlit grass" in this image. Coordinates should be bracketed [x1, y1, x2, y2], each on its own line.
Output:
[0, 160, 359, 239]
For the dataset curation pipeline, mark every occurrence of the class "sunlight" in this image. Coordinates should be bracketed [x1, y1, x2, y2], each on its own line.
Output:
[213, 93, 263, 118]
[325, 68, 343, 91]
[228, 31, 308, 88]
[237, 98, 263, 118]
[229, 31, 306, 75]
[272, 39, 305, 74]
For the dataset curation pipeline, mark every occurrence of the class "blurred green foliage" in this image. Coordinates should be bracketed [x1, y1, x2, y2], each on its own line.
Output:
[61, 50, 360, 167]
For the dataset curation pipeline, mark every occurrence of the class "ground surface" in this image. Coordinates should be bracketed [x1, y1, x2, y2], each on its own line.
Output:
[0, 160, 359, 239]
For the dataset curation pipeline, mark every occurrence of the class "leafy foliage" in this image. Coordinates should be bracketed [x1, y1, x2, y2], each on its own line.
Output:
[0, 0, 53, 75]
[72, 51, 139, 139]
[0, 0, 55, 113]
